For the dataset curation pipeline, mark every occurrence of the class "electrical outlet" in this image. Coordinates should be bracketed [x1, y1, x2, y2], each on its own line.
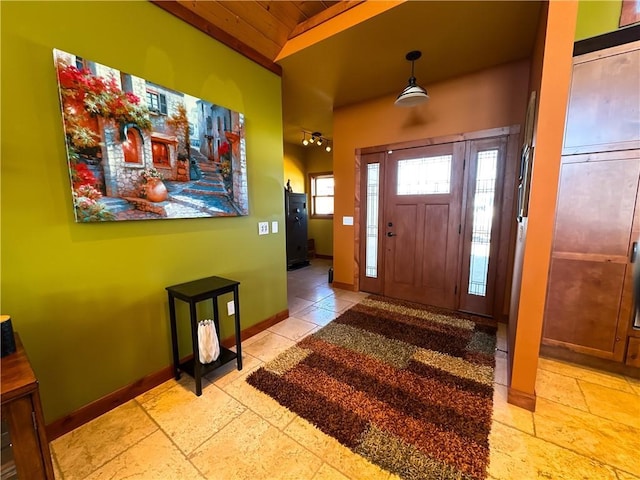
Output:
[258, 221, 269, 235]
[227, 301, 235, 316]
[271, 221, 278, 234]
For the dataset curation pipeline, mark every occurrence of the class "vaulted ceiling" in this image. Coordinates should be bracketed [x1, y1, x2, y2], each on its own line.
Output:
[153, 1, 543, 145]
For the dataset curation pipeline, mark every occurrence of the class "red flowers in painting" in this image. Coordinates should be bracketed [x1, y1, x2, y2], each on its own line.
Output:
[72, 162, 96, 188]
[125, 92, 140, 105]
[218, 141, 230, 157]
[57, 65, 91, 90]
[56, 63, 151, 131]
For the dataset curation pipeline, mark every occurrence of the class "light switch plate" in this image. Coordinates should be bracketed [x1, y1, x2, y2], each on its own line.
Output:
[271, 221, 278, 234]
[258, 221, 269, 235]
[227, 301, 235, 316]
[342, 216, 354, 226]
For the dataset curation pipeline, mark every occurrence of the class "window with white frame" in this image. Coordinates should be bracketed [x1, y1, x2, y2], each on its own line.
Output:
[310, 172, 334, 218]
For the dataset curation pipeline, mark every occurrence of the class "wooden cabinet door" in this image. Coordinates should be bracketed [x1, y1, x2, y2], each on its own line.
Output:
[543, 152, 640, 361]
[563, 41, 640, 155]
[1, 398, 48, 479]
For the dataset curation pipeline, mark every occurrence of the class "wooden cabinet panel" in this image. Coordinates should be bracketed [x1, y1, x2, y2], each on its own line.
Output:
[563, 41, 640, 154]
[543, 153, 639, 362]
[553, 159, 640, 256]
[627, 337, 640, 367]
[544, 257, 626, 359]
[2, 398, 47, 479]
[545, 36, 640, 371]
[1, 334, 54, 479]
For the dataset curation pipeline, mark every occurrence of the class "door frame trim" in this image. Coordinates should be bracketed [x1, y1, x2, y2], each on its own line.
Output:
[358, 126, 519, 156]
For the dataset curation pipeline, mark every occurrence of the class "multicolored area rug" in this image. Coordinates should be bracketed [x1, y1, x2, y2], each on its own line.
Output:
[246, 295, 497, 480]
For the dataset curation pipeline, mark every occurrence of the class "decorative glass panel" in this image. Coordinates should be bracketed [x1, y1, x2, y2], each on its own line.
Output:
[468, 150, 498, 296]
[397, 155, 452, 195]
[365, 163, 380, 278]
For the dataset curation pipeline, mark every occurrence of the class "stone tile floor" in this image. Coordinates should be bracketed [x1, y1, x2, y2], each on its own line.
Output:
[51, 259, 640, 479]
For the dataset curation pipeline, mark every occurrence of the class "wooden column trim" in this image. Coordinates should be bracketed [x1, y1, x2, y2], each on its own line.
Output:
[507, 386, 537, 411]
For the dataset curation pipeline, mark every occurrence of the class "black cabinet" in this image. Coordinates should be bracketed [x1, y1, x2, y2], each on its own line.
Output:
[285, 192, 309, 269]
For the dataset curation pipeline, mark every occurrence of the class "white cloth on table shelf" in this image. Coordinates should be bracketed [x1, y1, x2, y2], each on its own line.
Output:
[197, 319, 220, 364]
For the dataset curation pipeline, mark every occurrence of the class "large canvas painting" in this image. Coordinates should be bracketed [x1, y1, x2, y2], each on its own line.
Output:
[53, 49, 249, 222]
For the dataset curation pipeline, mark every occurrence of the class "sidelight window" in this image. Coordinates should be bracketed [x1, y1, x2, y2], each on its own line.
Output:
[365, 163, 380, 278]
[468, 149, 498, 296]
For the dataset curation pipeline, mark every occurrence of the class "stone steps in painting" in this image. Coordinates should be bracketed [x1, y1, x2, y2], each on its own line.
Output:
[183, 179, 227, 196]
[98, 196, 134, 213]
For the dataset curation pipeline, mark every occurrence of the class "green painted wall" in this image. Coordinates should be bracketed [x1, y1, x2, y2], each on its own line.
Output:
[575, 0, 623, 40]
[1, 1, 287, 422]
[306, 148, 334, 257]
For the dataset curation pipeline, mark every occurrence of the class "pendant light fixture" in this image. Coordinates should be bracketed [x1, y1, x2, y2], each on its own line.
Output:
[395, 50, 429, 107]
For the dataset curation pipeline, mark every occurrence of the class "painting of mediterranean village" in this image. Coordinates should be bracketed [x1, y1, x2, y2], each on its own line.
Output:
[53, 48, 249, 222]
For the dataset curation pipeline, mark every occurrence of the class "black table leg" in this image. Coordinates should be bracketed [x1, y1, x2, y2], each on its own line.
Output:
[189, 301, 202, 396]
[234, 286, 243, 370]
[168, 295, 180, 380]
[212, 297, 220, 347]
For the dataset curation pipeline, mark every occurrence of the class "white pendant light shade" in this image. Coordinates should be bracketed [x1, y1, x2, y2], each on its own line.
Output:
[395, 81, 429, 107]
[395, 50, 429, 107]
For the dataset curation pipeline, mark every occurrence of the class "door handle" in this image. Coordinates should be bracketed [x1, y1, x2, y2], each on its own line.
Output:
[387, 232, 396, 237]
[631, 242, 638, 263]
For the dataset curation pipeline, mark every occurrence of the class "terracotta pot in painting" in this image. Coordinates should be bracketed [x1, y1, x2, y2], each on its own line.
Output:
[146, 178, 168, 202]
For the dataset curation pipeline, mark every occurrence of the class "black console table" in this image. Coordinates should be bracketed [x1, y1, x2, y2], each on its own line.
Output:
[166, 276, 242, 396]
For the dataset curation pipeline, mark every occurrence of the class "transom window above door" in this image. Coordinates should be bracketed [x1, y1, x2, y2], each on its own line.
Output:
[397, 155, 452, 195]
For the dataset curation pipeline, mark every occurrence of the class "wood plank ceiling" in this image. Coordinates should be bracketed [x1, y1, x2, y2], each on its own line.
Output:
[153, 1, 362, 74]
[152, 1, 543, 144]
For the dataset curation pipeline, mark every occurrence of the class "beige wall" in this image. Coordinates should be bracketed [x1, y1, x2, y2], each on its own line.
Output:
[332, 60, 531, 285]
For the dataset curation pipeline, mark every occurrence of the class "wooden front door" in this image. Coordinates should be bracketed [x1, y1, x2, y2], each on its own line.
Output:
[383, 143, 465, 309]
